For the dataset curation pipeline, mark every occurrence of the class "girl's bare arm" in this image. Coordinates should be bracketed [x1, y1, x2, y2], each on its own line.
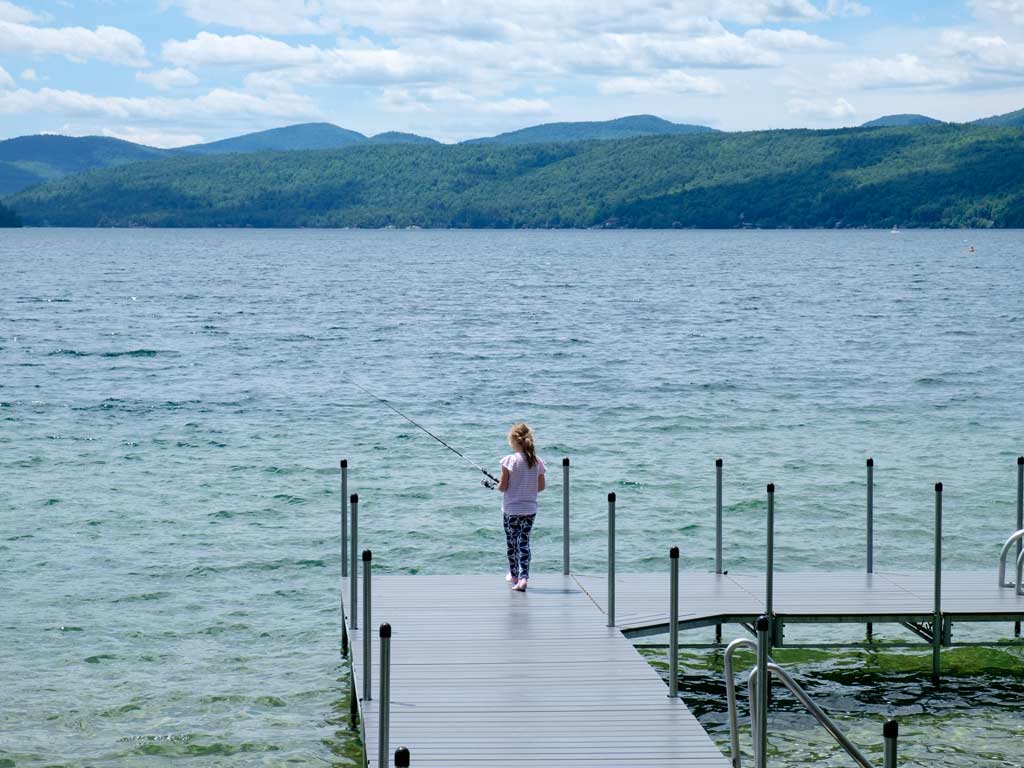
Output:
[497, 466, 510, 492]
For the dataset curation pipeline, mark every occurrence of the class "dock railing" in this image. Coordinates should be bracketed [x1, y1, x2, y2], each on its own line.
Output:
[725, 616, 897, 768]
[997, 528, 1024, 591]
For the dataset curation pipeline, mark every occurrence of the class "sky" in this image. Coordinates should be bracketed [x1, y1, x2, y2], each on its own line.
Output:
[2, 0, 1024, 146]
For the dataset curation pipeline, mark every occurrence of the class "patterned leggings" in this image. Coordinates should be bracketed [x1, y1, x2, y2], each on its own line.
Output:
[503, 513, 535, 580]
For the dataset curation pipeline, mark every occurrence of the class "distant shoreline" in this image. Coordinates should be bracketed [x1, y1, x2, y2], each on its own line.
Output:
[2, 225, 998, 232]
[10, 125, 1020, 230]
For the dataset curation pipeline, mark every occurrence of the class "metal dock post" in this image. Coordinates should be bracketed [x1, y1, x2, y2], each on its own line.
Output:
[933, 482, 942, 685]
[755, 615, 770, 768]
[341, 459, 348, 578]
[340, 459, 349, 655]
[883, 718, 898, 768]
[715, 458, 723, 644]
[608, 492, 616, 628]
[867, 458, 874, 641]
[563, 458, 570, 575]
[668, 546, 679, 697]
[766, 484, 775, 641]
[378, 623, 392, 768]
[866, 458, 874, 573]
[395, 746, 410, 767]
[363, 550, 372, 701]
[715, 458, 723, 574]
[350, 494, 359, 630]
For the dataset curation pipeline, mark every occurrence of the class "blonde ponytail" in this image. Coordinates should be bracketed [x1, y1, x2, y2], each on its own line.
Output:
[509, 422, 537, 468]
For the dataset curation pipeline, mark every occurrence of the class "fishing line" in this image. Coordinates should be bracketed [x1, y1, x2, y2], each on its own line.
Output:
[348, 378, 500, 486]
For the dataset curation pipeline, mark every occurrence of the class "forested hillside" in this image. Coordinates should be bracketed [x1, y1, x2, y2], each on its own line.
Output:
[9, 124, 1024, 228]
[0, 200, 22, 226]
[0, 135, 167, 196]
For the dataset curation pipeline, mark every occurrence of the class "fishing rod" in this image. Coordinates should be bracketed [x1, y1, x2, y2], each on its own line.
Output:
[348, 378, 500, 487]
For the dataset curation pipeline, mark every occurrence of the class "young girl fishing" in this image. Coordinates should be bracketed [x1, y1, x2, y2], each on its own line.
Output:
[497, 423, 545, 592]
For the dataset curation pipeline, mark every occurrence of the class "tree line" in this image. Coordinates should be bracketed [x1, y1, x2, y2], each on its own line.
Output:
[8, 124, 1024, 229]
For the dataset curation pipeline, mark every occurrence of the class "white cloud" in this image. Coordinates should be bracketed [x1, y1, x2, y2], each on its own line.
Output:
[657, 31, 783, 67]
[968, 0, 1024, 25]
[379, 85, 475, 112]
[163, 32, 321, 69]
[379, 85, 550, 115]
[744, 28, 835, 50]
[377, 86, 552, 116]
[154, 2, 842, 115]
[561, 30, 783, 73]
[0, 64, 14, 90]
[100, 126, 205, 148]
[599, 70, 723, 95]
[709, 0, 826, 24]
[0, 19, 148, 67]
[0, 86, 319, 123]
[826, 0, 870, 17]
[942, 30, 1024, 74]
[20, 67, 38, 81]
[786, 95, 856, 118]
[166, 0, 338, 35]
[136, 67, 200, 91]
[164, 0, 833, 38]
[166, 32, 453, 90]
[475, 97, 551, 115]
[252, 48, 451, 88]
[0, 1, 37, 23]
[831, 54, 966, 89]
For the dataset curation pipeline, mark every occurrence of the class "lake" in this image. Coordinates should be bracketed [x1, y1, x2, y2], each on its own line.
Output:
[2, 228, 1023, 766]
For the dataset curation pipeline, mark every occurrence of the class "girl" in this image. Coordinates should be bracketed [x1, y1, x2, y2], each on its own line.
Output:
[497, 423, 545, 592]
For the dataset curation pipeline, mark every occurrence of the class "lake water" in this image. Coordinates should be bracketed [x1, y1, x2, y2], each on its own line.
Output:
[2, 229, 1023, 766]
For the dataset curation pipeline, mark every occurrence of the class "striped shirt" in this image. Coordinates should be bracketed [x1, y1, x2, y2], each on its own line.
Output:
[500, 452, 546, 516]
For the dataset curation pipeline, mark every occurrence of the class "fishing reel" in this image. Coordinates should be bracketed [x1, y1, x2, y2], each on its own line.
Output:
[481, 478, 497, 490]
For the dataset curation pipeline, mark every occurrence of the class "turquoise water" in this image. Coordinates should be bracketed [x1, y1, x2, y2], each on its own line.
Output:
[2, 229, 1023, 766]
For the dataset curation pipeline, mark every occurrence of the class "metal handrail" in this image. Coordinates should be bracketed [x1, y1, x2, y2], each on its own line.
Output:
[724, 633, 881, 768]
[724, 638, 759, 766]
[748, 665, 874, 768]
[997, 529, 1024, 588]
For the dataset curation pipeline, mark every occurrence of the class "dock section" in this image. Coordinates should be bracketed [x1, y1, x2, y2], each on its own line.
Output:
[574, 569, 1024, 638]
[343, 574, 731, 768]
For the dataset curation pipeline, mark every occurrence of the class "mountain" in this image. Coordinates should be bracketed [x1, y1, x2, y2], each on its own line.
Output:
[861, 114, 942, 128]
[176, 122, 366, 155]
[972, 107, 1024, 127]
[369, 131, 439, 145]
[0, 123, 381, 195]
[10, 124, 1022, 229]
[464, 114, 715, 145]
[0, 134, 166, 196]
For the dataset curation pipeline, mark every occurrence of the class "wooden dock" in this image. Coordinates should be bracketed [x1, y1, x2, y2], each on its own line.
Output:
[343, 574, 731, 768]
[342, 568, 1024, 766]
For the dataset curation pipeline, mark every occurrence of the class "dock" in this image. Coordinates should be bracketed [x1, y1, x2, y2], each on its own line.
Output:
[343, 573, 731, 768]
[338, 457, 1024, 766]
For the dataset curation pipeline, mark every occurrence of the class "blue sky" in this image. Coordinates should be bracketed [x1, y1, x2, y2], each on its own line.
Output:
[2, 0, 1023, 145]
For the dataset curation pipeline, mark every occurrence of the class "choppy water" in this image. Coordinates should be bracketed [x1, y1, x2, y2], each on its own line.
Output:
[2, 228, 1023, 767]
